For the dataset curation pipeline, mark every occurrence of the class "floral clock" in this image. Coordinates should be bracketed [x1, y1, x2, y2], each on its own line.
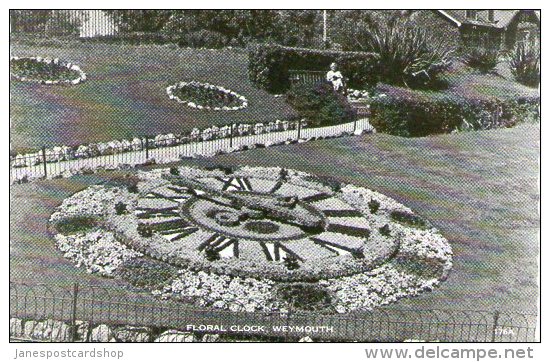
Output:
[129, 168, 396, 281]
[50, 166, 453, 313]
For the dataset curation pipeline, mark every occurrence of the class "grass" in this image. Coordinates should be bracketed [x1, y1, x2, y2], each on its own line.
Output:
[378, 61, 539, 102]
[10, 41, 296, 153]
[10, 123, 539, 315]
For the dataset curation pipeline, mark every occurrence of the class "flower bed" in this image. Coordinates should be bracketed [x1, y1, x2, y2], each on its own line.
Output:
[49, 166, 452, 313]
[166, 81, 248, 110]
[10, 56, 86, 85]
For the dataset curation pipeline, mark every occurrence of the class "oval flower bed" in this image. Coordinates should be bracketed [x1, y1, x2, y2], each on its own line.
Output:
[166, 81, 248, 110]
[10, 56, 86, 85]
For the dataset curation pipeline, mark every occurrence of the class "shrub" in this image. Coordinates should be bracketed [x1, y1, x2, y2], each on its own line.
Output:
[115, 202, 127, 215]
[204, 245, 220, 261]
[368, 199, 380, 214]
[379, 224, 391, 237]
[248, 43, 379, 93]
[54, 216, 98, 234]
[137, 223, 153, 237]
[464, 48, 499, 73]
[114, 258, 177, 290]
[509, 44, 540, 88]
[127, 184, 139, 194]
[178, 29, 228, 49]
[10, 58, 80, 82]
[370, 89, 540, 137]
[276, 283, 332, 311]
[286, 82, 356, 126]
[283, 254, 300, 270]
[357, 20, 453, 88]
[169, 166, 180, 175]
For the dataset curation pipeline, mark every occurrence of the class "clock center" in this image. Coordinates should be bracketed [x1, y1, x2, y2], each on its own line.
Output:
[182, 192, 326, 242]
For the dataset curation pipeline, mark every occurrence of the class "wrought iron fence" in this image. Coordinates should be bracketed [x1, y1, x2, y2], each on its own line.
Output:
[9, 281, 539, 342]
[10, 118, 372, 184]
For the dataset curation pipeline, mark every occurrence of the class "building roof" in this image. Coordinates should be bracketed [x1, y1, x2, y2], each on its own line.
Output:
[437, 10, 527, 29]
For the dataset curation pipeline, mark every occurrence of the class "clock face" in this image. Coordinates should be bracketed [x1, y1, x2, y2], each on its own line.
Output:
[134, 173, 383, 267]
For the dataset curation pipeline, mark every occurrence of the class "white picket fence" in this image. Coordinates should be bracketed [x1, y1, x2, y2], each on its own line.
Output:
[10, 118, 373, 184]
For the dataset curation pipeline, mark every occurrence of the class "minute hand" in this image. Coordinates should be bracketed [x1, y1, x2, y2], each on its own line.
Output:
[163, 174, 325, 231]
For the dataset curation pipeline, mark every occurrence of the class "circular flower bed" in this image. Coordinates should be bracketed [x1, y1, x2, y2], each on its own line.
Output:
[10, 56, 86, 85]
[166, 81, 248, 110]
[49, 166, 452, 313]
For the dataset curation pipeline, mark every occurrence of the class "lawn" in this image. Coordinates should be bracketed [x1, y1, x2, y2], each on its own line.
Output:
[10, 41, 296, 153]
[377, 61, 539, 101]
[10, 123, 540, 315]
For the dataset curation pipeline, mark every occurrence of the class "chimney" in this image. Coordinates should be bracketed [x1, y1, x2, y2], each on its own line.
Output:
[488, 10, 495, 22]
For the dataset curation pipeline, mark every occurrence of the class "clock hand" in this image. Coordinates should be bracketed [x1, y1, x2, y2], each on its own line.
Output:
[163, 174, 325, 232]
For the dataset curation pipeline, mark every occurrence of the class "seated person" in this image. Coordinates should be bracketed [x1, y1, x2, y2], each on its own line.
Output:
[326, 62, 345, 93]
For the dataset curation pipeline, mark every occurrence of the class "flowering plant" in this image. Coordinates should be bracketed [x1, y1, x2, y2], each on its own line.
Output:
[167, 81, 248, 110]
[10, 56, 86, 85]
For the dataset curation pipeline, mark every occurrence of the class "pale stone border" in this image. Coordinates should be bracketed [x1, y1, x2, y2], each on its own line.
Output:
[166, 81, 248, 110]
[10, 56, 87, 85]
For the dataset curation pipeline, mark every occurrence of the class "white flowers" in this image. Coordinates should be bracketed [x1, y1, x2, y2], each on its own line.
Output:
[166, 81, 248, 111]
[166, 270, 280, 312]
[323, 265, 440, 313]
[10, 56, 87, 85]
[55, 230, 141, 276]
[49, 186, 133, 223]
[50, 166, 453, 313]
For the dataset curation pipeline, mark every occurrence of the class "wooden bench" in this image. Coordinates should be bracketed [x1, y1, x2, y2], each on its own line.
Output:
[288, 69, 370, 119]
[288, 70, 327, 87]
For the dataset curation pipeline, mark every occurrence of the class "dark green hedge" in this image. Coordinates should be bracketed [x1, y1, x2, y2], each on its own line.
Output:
[248, 43, 379, 93]
[370, 91, 540, 137]
[286, 82, 357, 127]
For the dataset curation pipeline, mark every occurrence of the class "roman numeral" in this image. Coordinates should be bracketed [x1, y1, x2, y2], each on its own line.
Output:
[145, 192, 187, 202]
[146, 218, 199, 241]
[300, 192, 333, 202]
[166, 186, 189, 194]
[326, 224, 370, 238]
[269, 180, 283, 194]
[218, 177, 253, 192]
[197, 233, 239, 258]
[136, 207, 180, 219]
[323, 209, 364, 217]
[310, 237, 362, 256]
[259, 242, 303, 262]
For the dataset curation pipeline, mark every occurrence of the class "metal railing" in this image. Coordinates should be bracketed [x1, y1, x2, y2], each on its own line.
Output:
[9, 281, 539, 342]
[10, 118, 373, 184]
[289, 70, 327, 87]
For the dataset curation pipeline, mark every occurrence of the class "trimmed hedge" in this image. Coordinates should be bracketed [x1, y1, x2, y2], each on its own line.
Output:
[248, 43, 379, 93]
[370, 88, 540, 137]
[286, 82, 356, 126]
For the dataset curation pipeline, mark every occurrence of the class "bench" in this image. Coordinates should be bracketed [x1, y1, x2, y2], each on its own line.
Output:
[288, 70, 327, 87]
[288, 69, 370, 119]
